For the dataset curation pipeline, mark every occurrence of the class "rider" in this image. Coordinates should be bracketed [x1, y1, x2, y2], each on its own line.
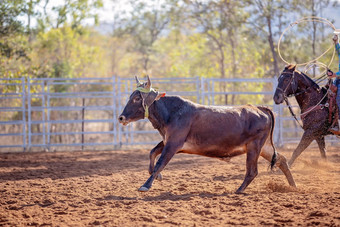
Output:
[327, 34, 340, 131]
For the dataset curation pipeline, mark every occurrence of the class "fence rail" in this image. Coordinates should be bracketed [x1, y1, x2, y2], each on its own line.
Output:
[0, 76, 338, 152]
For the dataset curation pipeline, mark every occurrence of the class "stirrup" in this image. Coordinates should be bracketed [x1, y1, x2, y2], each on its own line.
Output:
[329, 126, 340, 135]
[330, 129, 340, 135]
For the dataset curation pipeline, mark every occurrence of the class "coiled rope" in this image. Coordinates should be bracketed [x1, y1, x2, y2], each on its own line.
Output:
[277, 16, 337, 79]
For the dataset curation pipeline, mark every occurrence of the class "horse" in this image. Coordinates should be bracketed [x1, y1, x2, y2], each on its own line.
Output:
[273, 64, 337, 166]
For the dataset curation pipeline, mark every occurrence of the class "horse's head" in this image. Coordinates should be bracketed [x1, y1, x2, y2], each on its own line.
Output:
[273, 64, 299, 104]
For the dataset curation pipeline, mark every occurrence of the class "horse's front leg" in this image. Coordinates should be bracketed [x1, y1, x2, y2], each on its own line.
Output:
[149, 141, 164, 181]
[315, 136, 327, 160]
[289, 131, 314, 167]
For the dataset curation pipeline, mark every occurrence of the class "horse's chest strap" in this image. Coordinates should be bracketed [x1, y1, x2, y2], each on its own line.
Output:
[300, 104, 327, 120]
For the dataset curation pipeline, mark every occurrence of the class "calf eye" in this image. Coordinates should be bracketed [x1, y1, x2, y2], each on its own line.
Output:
[134, 97, 141, 103]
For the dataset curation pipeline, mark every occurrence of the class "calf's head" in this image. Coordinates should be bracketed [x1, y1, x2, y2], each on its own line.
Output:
[118, 75, 165, 125]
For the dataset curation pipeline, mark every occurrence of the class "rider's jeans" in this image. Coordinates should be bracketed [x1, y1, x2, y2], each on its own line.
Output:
[337, 79, 340, 115]
[336, 42, 340, 117]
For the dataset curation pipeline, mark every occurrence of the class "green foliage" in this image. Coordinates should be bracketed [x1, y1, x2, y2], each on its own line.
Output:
[0, 0, 25, 37]
[1, 0, 339, 91]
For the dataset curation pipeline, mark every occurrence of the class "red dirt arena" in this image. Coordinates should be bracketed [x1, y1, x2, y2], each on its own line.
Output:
[0, 146, 339, 226]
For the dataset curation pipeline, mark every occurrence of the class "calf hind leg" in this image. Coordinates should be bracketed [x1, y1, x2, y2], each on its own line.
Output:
[261, 144, 296, 187]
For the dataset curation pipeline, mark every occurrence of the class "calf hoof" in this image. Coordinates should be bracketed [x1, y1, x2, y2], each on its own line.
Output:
[156, 173, 163, 181]
[138, 186, 150, 192]
[235, 188, 245, 194]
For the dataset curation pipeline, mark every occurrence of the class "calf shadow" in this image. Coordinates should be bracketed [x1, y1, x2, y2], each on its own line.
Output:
[0, 151, 148, 181]
[100, 191, 236, 203]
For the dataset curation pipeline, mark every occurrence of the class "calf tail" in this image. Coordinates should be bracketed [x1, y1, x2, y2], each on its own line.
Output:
[260, 106, 277, 170]
[268, 108, 277, 170]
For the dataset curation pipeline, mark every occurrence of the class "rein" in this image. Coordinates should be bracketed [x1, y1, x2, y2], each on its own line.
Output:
[284, 98, 304, 128]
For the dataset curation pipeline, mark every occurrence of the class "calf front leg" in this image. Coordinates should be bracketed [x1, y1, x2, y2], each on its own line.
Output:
[260, 144, 296, 187]
[139, 142, 181, 192]
[236, 141, 261, 193]
[149, 141, 164, 181]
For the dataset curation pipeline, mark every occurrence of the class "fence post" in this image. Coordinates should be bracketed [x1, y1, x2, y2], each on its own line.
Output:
[200, 77, 205, 105]
[81, 97, 85, 150]
[212, 81, 215, 106]
[195, 76, 200, 103]
[129, 80, 134, 144]
[22, 77, 26, 152]
[27, 77, 31, 151]
[112, 76, 117, 147]
[47, 80, 51, 151]
[117, 77, 122, 147]
[272, 76, 282, 147]
[42, 81, 46, 150]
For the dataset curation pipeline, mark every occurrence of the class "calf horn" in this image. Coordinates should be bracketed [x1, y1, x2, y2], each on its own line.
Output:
[135, 76, 142, 86]
[145, 75, 151, 90]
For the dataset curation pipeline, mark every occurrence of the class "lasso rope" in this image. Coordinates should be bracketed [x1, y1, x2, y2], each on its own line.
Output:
[277, 17, 338, 128]
[277, 16, 337, 76]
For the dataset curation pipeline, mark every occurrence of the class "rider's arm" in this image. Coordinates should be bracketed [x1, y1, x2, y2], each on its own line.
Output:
[333, 35, 340, 77]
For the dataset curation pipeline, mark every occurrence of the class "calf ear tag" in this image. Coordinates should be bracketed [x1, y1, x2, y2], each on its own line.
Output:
[155, 92, 166, 100]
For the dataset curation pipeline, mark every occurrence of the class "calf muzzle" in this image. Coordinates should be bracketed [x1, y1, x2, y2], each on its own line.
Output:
[118, 115, 128, 125]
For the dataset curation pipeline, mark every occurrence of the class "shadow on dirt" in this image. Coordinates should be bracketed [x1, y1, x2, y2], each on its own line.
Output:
[0, 151, 148, 181]
[99, 191, 234, 202]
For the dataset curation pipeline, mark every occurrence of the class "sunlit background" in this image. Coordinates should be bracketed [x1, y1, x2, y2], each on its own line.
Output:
[2, 0, 340, 80]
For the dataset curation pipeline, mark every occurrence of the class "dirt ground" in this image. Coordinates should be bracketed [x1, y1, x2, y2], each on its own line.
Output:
[0, 146, 339, 226]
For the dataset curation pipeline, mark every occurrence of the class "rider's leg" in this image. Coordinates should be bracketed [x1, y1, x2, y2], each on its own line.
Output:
[330, 79, 340, 131]
[332, 41, 340, 130]
[336, 41, 340, 125]
[337, 78, 340, 121]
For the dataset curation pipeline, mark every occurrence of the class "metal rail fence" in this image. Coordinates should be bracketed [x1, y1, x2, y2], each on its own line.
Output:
[0, 76, 338, 152]
[0, 78, 26, 151]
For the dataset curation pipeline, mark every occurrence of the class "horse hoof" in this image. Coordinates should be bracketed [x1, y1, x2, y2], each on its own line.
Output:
[156, 173, 163, 181]
[138, 186, 149, 192]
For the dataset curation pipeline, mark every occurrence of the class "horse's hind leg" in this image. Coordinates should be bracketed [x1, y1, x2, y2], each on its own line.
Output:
[315, 136, 327, 160]
[289, 132, 314, 167]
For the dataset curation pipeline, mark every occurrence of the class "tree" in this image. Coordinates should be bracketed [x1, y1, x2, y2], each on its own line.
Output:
[183, 0, 249, 104]
[36, 0, 103, 31]
[185, 0, 248, 79]
[0, 0, 26, 59]
[112, 0, 172, 73]
[249, 0, 292, 77]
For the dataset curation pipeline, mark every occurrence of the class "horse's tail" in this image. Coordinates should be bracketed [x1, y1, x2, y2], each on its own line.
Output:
[259, 106, 277, 170]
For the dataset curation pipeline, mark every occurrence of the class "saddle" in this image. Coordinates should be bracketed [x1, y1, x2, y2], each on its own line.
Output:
[327, 81, 339, 134]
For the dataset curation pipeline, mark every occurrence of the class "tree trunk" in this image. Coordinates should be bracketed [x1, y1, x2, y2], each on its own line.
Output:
[266, 16, 279, 77]
[143, 55, 149, 72]
[228, 31, 237, 105]
[218, 45, 228, 105]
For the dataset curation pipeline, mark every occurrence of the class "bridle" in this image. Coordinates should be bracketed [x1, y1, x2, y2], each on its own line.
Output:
[276, 70, 327, 128]
[276, 70, 312, 98]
